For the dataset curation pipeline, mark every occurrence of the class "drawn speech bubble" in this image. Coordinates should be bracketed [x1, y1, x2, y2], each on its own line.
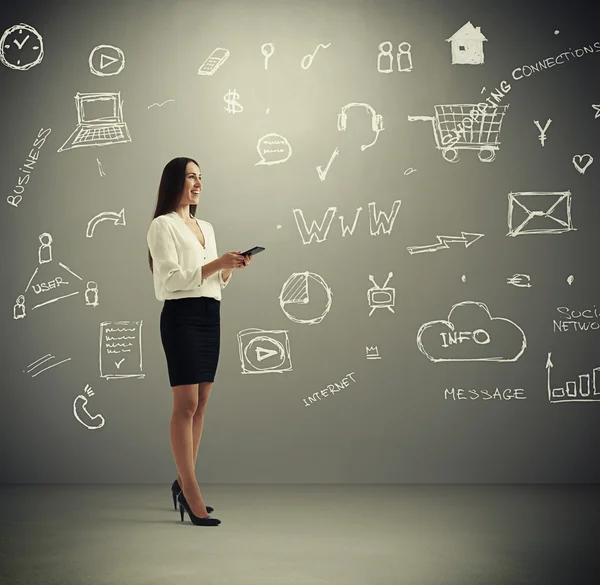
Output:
[255, 133, 292, 165]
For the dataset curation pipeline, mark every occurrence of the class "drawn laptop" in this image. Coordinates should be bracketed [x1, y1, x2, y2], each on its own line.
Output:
[57, 92, 132, 152]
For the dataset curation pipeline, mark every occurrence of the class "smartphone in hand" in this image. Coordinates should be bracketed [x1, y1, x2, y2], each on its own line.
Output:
[241, 246, 265, 256]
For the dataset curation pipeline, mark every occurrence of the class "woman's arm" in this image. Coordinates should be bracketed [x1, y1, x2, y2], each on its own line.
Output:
[148, 218, 206, 291]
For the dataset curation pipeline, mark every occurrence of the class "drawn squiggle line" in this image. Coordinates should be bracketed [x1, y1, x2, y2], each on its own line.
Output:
[301, 43, 332, 69]
[148, 99, 175, 109]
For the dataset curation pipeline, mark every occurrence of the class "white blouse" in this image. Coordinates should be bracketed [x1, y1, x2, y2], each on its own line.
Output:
[146, 211, 231, 301]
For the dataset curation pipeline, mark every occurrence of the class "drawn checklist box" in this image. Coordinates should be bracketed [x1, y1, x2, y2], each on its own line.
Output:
[99, 320, 145, 379]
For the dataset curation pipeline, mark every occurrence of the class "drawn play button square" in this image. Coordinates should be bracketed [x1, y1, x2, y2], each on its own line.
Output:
[237, 328, 293, 374]
[89, 44, 125, 76]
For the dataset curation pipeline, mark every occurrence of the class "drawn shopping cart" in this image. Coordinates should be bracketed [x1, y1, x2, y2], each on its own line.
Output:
[408, 104, 509, 163]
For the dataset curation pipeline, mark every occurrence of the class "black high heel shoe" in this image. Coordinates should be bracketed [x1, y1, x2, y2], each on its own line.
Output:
[177, 491, 221, 526]
[171, 479, 214, 513]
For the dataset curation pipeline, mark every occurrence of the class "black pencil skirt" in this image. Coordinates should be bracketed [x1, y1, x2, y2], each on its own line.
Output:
[160, 296, 221, 387]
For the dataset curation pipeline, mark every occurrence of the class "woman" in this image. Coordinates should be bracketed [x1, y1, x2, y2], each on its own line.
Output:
[147, 157, 251, 527]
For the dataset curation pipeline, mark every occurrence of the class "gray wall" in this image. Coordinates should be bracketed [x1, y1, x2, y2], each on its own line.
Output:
[2, 0, 599, 483]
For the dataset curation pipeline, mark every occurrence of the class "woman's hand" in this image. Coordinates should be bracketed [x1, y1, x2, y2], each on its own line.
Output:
[235, 251, 252, 269]
[219, 251, 246, 269]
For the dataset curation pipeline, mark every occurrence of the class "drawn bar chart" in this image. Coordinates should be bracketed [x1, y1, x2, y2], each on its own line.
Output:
[546, 352, 600, 403]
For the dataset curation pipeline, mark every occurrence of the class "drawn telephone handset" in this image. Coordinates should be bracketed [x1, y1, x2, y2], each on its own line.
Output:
[73, 394, 105, 430]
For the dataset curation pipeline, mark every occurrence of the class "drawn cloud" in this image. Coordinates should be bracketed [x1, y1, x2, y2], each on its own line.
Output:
[416, 301, 527, 362]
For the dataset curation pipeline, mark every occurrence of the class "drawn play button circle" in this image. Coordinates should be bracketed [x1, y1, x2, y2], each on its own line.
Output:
[244, 336, 287, 371]
[89, 44, 125, 76]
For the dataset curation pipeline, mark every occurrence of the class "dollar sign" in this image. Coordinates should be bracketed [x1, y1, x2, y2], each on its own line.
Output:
[223, 89, 243, 114]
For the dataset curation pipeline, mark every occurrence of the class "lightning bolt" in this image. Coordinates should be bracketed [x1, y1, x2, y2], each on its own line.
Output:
[406, 232, 484, 255]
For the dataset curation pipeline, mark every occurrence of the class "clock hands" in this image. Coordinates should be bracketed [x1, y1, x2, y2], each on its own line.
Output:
[14, 35, 30, 50]
[0, 23, 44, 70]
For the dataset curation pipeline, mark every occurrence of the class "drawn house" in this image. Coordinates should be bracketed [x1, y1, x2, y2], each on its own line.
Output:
[446, 22, 487, 65]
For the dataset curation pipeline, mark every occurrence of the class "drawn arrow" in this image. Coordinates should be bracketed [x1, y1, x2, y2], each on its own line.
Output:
[86, 208, 126, 238]
[546, 352, 553, 398]
[406, 232, 484, 255]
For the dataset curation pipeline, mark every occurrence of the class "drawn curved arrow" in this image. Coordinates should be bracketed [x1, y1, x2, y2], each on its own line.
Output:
[86, 208, 126, 238]
[406, 231, 484, 255]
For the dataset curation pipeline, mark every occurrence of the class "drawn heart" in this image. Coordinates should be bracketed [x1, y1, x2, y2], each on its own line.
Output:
[572, 153, 593, 174]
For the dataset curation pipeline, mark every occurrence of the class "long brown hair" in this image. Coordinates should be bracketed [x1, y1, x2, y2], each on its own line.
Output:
[148, 157, 199, 272]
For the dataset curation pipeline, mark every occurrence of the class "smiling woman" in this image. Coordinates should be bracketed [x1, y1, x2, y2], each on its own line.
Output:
[146, 156, 252, 528]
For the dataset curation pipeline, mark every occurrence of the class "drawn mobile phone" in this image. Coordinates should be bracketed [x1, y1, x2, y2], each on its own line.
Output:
[241, 246, 265, 256]
[198, 47, 230, 76]
[73, 395, 105, 430]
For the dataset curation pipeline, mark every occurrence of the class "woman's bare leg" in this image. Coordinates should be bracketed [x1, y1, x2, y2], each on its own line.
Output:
[170, 383, 208, 517]
[177, 382, 213, 484]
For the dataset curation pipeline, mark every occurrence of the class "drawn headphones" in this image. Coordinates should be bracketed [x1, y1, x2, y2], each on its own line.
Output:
[337, 102, 384, 151]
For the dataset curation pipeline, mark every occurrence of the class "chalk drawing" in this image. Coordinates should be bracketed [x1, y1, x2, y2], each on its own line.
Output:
[507, 274, 531, 288]
[261, 43, 274, 69]
[367, 272, 395, 316]
[292, 199, 401, 244]
[99, 320, 145, 379]
[23, 353, 72, 377]
[147, 99, 174, 109]
[446, 21, 486, 65]
[337, 102, 384, 151]
[533, 119, 552, 146]
[366, 346, 381, 360]
[88, 44, 125, 76]
[546, 352, 600, 403]
[407, 232, 484, 255]
[417, 301, 527, 362]
[198, 47, 230, 75]
[301, 43, 331, 69]
[316, 147, 339, 181]
[0, 23, 44, 70]
[86, 208, 126, 238]
[279, 272, 332, 325]
[572, 154, 593, 174]
[58, 92, 131, 152]
[408, 104, 508, 163]
[507, 191, 575, 237]
[237, 328, 292, 374]
[255, 133, 292, 165]
[74, 385, 105, 429]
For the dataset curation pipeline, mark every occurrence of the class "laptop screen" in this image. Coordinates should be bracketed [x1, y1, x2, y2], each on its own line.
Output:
[80, 94, 119, 124]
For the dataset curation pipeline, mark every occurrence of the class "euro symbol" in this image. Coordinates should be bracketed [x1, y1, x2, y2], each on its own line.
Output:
[506, 273, 531, 288]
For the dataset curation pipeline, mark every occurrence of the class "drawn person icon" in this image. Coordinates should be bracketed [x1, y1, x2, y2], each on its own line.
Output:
[85, 281, 99, 307]
[14, 295, 26, 319]
[38, 232, 52, 264]
[397, 42, 413, 72]
[377, 41, 393, 73]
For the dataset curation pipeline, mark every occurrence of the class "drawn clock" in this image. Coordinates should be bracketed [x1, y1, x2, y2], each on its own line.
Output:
[0, 23, 44, 71]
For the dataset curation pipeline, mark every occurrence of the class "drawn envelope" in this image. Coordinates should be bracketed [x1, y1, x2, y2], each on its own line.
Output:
[507, 191, 575, 237]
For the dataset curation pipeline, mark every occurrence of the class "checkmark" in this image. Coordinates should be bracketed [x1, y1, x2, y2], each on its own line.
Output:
[316, 146, 340, 182]
[14, 35, 30, 50]
[115, 358, 125, 368]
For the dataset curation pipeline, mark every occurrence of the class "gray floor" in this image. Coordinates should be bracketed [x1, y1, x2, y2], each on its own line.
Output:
[1, 484, 598, 585]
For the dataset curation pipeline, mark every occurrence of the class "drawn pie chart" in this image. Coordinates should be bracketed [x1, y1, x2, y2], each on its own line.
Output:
[279, 271, 332, 324]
